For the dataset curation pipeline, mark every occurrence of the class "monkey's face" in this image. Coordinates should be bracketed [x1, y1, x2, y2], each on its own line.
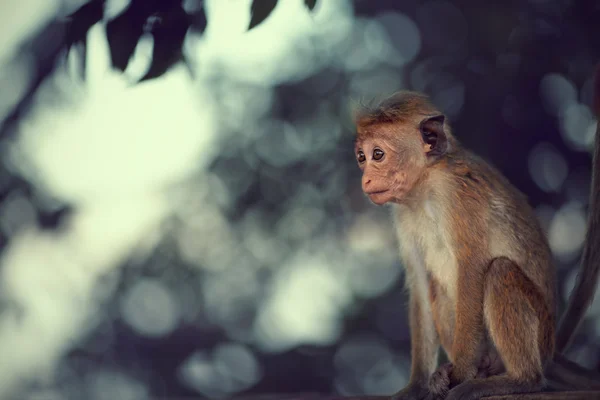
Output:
[355, 124, 427, 205]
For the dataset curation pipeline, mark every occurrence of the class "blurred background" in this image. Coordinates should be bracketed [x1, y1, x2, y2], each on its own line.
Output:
[0, 0, 599, 399]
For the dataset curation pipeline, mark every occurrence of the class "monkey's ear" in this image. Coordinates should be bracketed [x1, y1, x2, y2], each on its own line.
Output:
[419, 114, 448, 157]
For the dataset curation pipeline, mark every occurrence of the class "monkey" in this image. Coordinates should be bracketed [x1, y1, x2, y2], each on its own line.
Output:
[352, 65, 600, 400]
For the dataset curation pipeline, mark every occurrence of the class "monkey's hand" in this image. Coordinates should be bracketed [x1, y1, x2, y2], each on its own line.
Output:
[425, 356, 500, 400]
[425, 363, 453, 400]
[390, 381, 429, 400]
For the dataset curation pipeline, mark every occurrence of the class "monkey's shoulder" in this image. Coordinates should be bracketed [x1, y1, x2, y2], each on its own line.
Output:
[442, 151, 530, 206]
[444, 151, 551, 264]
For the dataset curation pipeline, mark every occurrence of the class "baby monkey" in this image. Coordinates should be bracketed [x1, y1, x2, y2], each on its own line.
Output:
[353, 67, 600, 400]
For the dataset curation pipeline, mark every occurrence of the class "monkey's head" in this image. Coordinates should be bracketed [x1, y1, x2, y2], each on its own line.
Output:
[353, 91, 452, 205]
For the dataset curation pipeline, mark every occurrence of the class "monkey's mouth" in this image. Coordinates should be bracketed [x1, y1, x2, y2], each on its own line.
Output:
[366, 190, 389, 195]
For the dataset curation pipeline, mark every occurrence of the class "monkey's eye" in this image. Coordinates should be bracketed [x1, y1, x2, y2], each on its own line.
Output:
[373, 148, 385, 160]
[357, 151, 366, 163]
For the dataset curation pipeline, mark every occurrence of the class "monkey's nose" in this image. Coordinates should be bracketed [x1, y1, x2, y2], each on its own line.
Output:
[362, 177, 371, 189]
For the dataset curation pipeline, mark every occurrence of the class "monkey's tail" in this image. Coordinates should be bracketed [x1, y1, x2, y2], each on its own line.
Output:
[555, 63, 600, 354]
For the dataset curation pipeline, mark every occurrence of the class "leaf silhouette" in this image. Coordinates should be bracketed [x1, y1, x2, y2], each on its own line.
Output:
[139, 6, 192, 82]
[248, 0, 278, 30]
[304, 0, 317, 11]
[65, 0, 106, 48]
[189, 2, 207, 34]
[105, 3, 148, 71]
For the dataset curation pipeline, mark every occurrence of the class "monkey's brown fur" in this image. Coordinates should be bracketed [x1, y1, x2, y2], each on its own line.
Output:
[352, 66, 600, 400]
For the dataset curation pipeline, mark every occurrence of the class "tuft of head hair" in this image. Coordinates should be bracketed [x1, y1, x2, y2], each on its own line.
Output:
[594, 63, 600, 117]
[354, 91, 442, 127]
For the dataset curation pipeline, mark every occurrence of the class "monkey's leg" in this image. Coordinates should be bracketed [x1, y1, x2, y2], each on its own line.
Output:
[445, 257, 553, 400]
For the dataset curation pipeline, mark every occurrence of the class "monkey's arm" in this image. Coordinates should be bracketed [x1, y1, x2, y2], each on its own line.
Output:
[448, 261, 486, 385]
[407, 288, 439, 383]
[392, 266, 440, 399]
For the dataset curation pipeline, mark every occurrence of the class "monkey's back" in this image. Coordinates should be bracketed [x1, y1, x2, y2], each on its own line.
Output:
[445, 149, 556, 313]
